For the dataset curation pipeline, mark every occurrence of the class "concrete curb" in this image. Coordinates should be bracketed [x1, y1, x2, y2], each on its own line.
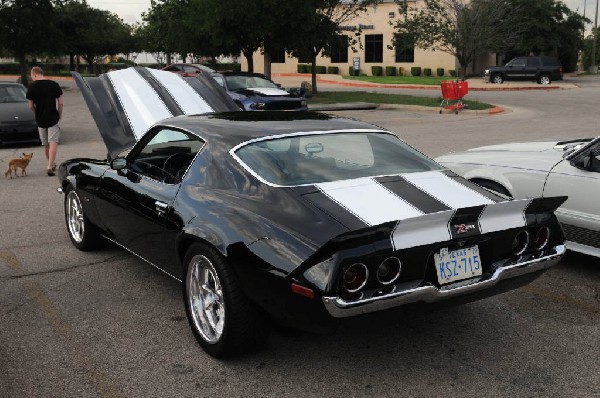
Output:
[274, 73, 573, 91]
[311, 102, 506, 115]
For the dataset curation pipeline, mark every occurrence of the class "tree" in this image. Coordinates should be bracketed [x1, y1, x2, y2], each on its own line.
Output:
[142, 0, 196, 65]
[285, 0, 375, 93]
[507, 0, 586, 71]
[0, 0, 61, 85]
[392, 0, 522, 79]
[187, 0, 266, 72]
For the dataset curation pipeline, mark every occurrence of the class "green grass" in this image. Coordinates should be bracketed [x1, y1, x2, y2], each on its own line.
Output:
[308, 91, 494, 110]
[344, 75, 453, 85]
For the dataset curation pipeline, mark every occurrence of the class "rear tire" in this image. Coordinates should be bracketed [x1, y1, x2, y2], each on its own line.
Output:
[183, 242, 270, 358]
[537, 74, 551, 85]
[64, 187, 105, 251]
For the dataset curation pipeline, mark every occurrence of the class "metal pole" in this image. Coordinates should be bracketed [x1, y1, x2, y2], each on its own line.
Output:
[592, 0, 599, 73]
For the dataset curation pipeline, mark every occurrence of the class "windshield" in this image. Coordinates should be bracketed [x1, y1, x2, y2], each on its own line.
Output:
[0, 85, 27, 103]
[225, 75, 278, 91]
[234, 131, 442, 186]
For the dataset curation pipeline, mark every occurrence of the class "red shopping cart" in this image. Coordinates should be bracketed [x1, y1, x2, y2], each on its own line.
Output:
[439, 80, 468, 114]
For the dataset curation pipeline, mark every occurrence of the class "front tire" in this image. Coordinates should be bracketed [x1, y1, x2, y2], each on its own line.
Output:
[183, 242, 270, 358]
[64, 187, 105, 251]
[491, 74, 504, 84]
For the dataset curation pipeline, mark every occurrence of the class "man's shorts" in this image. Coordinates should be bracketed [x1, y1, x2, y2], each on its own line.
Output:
[38, 124, 60, 145]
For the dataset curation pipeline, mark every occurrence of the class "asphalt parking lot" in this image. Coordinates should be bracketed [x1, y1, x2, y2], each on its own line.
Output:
[0, 79, 599, 398]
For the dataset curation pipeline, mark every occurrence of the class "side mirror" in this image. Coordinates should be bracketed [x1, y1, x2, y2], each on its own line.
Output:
[111, 157, 127, 170]
[572, 150, 594, 170]
[582, 154, 592, 169]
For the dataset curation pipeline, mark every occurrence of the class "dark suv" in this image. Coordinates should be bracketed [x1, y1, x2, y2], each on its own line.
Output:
[484, 56, 563, 85]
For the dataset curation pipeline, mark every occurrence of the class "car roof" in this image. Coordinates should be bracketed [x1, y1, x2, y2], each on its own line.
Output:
[0, 82, 25, 87]
[218, 72, 268, 78]
[164, 63, 216, 72]
[160, 111, 386, 149]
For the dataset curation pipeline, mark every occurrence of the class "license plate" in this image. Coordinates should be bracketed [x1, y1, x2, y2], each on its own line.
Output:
[434, 246, 482, 285]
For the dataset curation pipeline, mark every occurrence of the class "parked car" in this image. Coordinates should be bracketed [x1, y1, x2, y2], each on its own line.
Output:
[0, 83, 40, 146]
[436, 137, 600, 258]
[69, 67, 566, 357]
[484, 56, 563, 85]
[211, 71, 307, 111]
[161, 63, 215, 77]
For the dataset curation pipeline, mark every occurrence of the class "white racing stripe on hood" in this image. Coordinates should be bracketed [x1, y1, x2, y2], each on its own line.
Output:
[147, 68, 214, 114]
[247, 87, 290, 96]
[316, 177, 423, 226]
[403, 171, 495, 208]
[479, 199, 530, 233]
[107, 68, 172, 140]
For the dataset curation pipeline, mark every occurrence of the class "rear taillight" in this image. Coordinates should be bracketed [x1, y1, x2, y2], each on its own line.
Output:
[342, 263, 368, 293]
[512, 230, 529, 255]
[532, 226, 550, 250]
[376, 257, 401, 285]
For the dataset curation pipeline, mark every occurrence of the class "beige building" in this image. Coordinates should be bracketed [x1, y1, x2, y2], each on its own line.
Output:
[242, 1, 493, 77]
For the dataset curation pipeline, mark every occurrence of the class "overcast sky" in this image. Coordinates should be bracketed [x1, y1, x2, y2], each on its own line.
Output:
[87, 0, 594, 26]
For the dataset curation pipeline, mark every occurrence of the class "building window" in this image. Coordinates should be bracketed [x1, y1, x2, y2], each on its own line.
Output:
[329, 35, 349, 63]
[271, 49, 286, 63]
[395, 34, 415, 63]
[365, 34, 383, 63]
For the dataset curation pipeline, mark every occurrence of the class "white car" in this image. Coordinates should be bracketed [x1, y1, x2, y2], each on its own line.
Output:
[436, 137, 600, 258]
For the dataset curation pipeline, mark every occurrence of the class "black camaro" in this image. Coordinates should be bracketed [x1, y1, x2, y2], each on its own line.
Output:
[62, 67, 567, 357]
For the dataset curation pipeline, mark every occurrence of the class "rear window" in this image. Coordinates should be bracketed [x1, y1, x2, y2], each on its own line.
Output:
[233, 131, 442, 186]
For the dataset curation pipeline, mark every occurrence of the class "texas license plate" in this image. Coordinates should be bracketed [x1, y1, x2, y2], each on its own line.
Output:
[434, 246, 482, 285]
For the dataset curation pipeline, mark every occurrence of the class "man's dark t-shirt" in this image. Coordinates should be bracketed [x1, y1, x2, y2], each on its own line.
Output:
[26, 80, 63, 128]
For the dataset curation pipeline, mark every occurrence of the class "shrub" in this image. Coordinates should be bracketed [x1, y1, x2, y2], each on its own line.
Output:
[297, 64, 305, 73]
[316, 65, 327, 74]
[411, 66, 422, 76]
[348, 66, 359, 76]
[385, 66, 397, 76]
[327, 66, 339, 74]
[436, 68, 444, 77]
[371, 66, 383, 76]
[423, 68, 431, 76]
[398, 67, 404, 76]
[449, 69, 457, 77]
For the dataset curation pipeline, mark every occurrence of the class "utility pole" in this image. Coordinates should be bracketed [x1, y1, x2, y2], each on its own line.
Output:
[592, 0, 599, 73]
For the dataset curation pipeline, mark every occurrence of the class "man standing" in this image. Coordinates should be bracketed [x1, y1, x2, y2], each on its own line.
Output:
[26, 66, 63, 176]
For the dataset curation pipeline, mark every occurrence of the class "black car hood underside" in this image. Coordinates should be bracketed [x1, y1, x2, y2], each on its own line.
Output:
[73, 66, 238, 158]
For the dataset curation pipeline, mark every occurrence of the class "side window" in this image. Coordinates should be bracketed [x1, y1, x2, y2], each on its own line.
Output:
[129, 128, 204, 184]
[526, 58, 540, 67]
[510, 58, 526, 67]
[590, 145, 600, 172]
[165, 65, 180, 72]
[183, 65, 200, 74]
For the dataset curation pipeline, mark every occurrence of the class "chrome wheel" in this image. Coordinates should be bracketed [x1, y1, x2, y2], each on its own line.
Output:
[539, 75, 551, 84]
[186, 255, 225, 343]
[66, 191, 84, 243]
[491, 74, 503, 84]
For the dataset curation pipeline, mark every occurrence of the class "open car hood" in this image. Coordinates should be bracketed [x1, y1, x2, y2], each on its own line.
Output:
[73, 67, 239, 158]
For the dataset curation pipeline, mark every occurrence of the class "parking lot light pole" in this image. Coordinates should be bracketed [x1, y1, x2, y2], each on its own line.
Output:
[592, 0, 599, 73]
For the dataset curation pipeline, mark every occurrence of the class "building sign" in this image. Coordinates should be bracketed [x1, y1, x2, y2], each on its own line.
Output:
[339, 24, 374, 31]
[353, 57, 360, 71]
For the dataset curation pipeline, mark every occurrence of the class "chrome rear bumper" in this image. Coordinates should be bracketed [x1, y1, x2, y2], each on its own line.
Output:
[322, 244, 565, 318]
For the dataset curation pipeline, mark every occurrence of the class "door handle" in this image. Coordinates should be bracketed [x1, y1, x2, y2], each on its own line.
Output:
[155, 201, 168, 216]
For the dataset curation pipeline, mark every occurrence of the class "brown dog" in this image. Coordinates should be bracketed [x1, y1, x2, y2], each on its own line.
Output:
[5, 153, 33, 178]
